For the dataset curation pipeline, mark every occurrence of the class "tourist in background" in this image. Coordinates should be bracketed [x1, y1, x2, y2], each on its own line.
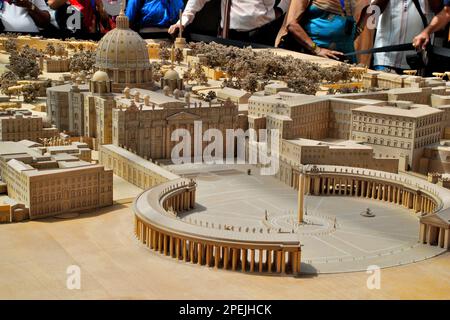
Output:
[372, 0, 441, 74]
[126, 0, 184, 31]
[0, 0, 51, 32]
[413, 0, 450, 50]
[168, 0, 291, 45]
[275, 0, 371, 62]
[47, 0, 115, 34]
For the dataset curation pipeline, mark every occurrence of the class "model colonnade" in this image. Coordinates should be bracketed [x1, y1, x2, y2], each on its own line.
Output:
[297, 165, 450, 249]
[133, 178, 302, 275]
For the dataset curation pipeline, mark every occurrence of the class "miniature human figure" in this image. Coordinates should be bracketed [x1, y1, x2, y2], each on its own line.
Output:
[275, 0, 371, 62]
[168, 0, 290, 45]
[247, 169, 251, 175]
[0, 0, 51, 32]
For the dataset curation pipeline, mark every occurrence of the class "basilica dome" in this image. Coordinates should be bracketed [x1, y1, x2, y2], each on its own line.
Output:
[94, 10, 153, 92]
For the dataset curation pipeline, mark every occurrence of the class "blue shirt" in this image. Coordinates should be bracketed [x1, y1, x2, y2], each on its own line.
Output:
[444, 0, 450, 6]
[126, 0, 184, 28]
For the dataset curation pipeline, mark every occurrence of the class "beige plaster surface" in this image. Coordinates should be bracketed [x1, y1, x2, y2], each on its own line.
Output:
[0, 203, 449, 300]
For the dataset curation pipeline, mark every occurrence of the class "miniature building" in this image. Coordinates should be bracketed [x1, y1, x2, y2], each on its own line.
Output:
[38, 56, 70, 73]
[45, 142, 92, 162]
[264, 82, 291, 95]
[350, 104, 443, 171]
[113, 92, 242, 160]
[0, 198, 29, 223]
[0, 111, 58, 142]
[420, 141, 450, 174]
[278, 138, 399, 188]
[46, 83, 89, 136]
[0, 141, 112, 220]
[94, 10, 153, 93]
[160, 69, 184, 93]
[99, 144, 179, 189]
[84, 71, 115, 149]
[217, 87, 251, 104]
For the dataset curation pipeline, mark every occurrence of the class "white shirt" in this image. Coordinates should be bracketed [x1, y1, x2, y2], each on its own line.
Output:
[1, 0, 49, 33]
[178, 0, 291, 32]
[373, 0, 433, 69]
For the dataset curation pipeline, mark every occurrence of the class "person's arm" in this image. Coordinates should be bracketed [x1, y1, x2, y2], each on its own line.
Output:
[168, 0, 210, 35]
[14, 0, 50, 28]
[46, 0, 67, 10]
[413, 6, 450, 50]
[286, 17, 343, 60]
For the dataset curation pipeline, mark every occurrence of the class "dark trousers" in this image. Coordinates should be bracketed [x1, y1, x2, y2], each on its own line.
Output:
[225, 14, 285, 46]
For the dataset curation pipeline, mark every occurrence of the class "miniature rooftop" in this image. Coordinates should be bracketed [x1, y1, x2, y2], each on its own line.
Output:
[286, 138, 373, 150]
[101, 144, 179, 180]
[354, 104, 443, 118]
[46, 83, 89, 92]
[0, 141, 99, 176]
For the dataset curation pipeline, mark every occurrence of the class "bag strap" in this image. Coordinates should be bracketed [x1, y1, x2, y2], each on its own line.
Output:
[222, 0, 232, 39]
[412, 0, 428, 29]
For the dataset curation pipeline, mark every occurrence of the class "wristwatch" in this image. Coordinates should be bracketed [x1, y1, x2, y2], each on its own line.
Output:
[311, 42, 321, 55]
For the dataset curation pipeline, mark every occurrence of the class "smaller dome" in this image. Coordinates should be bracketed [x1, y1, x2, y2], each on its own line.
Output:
[164, 69, 180, 80]
[92, 70, 110, 82]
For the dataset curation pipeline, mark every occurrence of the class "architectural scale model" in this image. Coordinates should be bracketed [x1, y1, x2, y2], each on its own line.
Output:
[0, 5, 450, 300]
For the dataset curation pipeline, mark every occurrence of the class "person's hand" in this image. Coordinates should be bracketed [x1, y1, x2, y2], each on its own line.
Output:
[413, 31, 430, 51]
[14, 0, 32, 9]
[316, 48, 344, 60]
[168, 23, 180, 36]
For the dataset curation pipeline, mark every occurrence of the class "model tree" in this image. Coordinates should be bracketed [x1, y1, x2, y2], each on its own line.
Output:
[193, 64, 207, 85]
[204, 90, 216, 102]
[7, 49, 41, 79]
[4, 38, 17, 53]
[0, 71, 18, 97]
[21, 84, 38, 103]
[22, 45, 42, 59]
[183, 65, 193, 84]
[187, 42, 353, 95]
[159, 46, 170, 64]
[44, 43, 56, 56]
[69, 51, 95, 72]
[175, 48, 184, 65]
[242, 73, 258, 93]
[151, 61, 163, 82]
